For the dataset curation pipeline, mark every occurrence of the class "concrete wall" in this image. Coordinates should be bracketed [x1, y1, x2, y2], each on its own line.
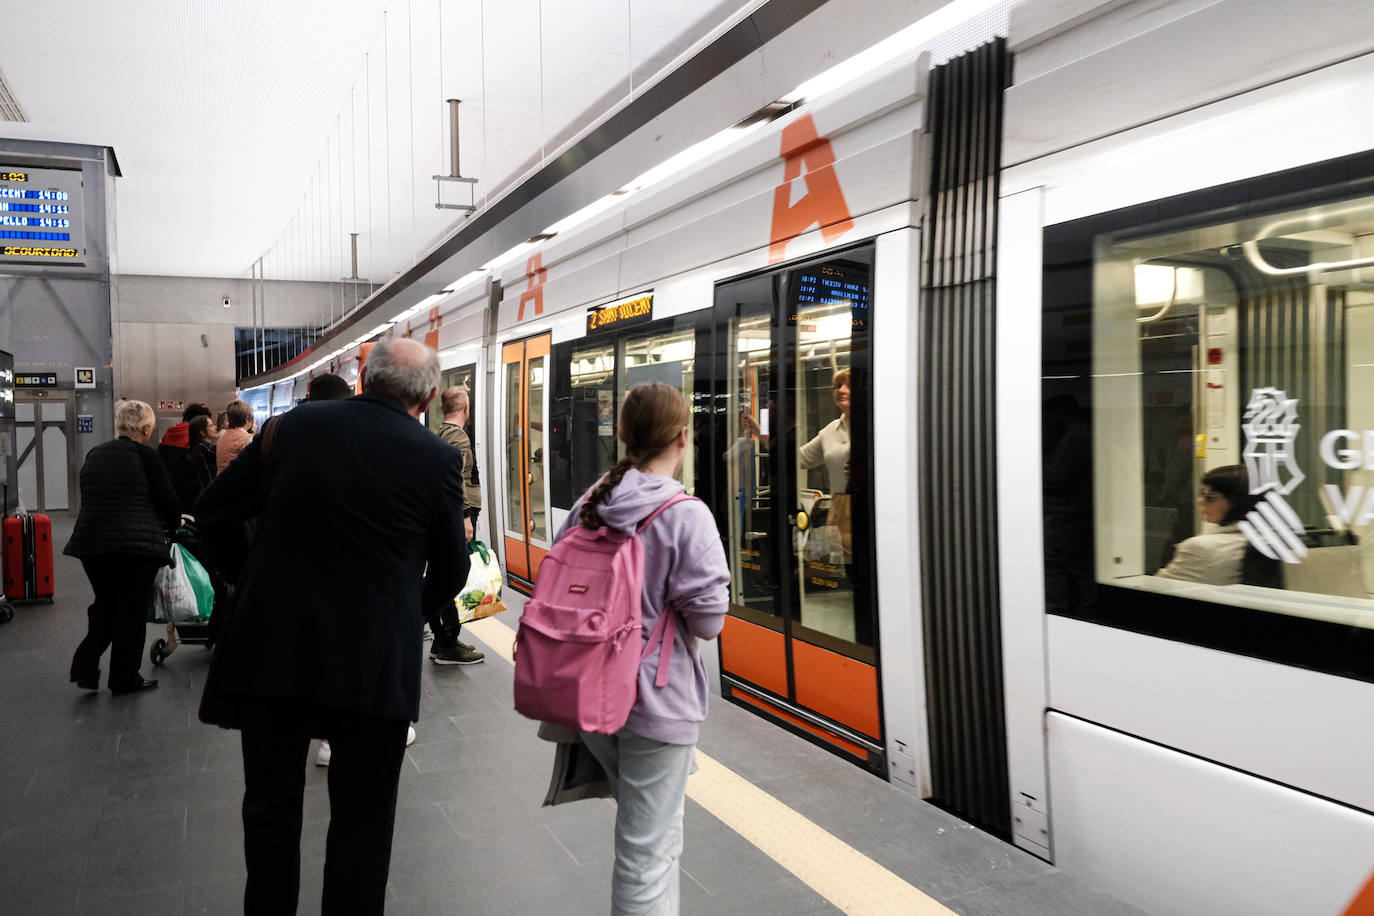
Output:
[114, 274, 337, 436]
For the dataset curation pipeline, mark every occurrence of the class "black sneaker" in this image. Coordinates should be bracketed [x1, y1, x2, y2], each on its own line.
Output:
[430, 642, 485, 665]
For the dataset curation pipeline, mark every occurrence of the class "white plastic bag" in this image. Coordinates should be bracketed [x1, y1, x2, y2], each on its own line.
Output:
[455, 541, 505, 623]
[151, 544, 199, 624]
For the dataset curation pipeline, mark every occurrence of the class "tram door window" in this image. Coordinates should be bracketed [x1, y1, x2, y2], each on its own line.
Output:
[501, 334, 552, 585]
[527, 355, 547, 542]
[712, 247, 882, 767]
[619, 327, 697, 492]
[427, 364, 477, 438]
[567, 343, 616, 497]
[722, 286, 781, 625]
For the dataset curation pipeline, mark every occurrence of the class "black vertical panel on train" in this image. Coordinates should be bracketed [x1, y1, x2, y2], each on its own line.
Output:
[917, 39, 1011, 838]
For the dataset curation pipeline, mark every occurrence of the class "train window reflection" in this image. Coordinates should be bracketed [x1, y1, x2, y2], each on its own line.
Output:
[793, 297, 867, 646]
[725, 311, 776, 618]
[528, 357, 547, 541]
[505, 361, 524, 536]
[1082, 191, 1374, 630]
[619, 327, 696, 493]
[568, 343, 615, 498]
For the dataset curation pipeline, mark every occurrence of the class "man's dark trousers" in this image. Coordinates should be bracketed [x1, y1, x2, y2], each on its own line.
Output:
[240, 700, 408, 915]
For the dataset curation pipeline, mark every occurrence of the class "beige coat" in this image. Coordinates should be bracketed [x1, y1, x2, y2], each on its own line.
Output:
[1155, 526, 1248, 585]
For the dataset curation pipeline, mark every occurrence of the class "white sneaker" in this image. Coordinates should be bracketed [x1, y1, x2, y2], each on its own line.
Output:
[406, 725, 416, 747]
[316, 740, 331, 767]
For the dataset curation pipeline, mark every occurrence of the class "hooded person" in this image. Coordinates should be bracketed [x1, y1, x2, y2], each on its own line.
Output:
[548, 381, 729, 914]
[160, 403, 212, 514]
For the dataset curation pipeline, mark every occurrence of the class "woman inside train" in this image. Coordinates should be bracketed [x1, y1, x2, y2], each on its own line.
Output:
[1155, 465, 1281, 587]
[798, 367, 852, 499]
[797, 367, 875, 645]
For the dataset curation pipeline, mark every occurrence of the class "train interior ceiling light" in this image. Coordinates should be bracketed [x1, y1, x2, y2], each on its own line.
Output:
[253, 0, 1010, 392]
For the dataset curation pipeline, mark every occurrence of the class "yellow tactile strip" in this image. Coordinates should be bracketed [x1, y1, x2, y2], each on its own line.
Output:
[462, 615, 953, 916]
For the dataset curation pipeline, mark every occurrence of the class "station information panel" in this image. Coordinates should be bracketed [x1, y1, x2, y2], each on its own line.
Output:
[0, 166, 85, 266]
[789, 259, 872, 331]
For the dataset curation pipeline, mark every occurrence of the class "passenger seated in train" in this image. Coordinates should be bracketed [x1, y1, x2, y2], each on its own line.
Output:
[1155, 465, 1281, 587]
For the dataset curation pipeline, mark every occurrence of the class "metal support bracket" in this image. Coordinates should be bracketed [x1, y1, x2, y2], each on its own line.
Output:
[432, 174, 478, 212]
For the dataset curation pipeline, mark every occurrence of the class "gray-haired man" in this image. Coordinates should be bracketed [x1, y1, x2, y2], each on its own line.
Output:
[196, 336, 470, 914]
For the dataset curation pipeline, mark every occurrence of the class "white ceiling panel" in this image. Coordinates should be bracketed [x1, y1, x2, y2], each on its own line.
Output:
[0, 0, 751, 283]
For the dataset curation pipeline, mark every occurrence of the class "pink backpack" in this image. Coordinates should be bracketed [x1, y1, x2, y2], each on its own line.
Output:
[513, 492, 695, 734]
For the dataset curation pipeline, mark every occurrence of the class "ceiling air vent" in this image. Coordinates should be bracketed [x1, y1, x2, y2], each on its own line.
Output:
[0, 69, 27, 122]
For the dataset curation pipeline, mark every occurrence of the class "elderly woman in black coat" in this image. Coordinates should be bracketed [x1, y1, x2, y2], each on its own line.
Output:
[66, 399, 181, 694]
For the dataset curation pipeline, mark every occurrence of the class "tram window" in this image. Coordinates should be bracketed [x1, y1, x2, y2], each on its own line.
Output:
[567, 343, 616, 498]
[724, 308, 777, 619]
[1067, 189, 1374, 634]
[618, 327, 696, 493]
[505, 361, 524, 534]
[528, 357, 547, 541]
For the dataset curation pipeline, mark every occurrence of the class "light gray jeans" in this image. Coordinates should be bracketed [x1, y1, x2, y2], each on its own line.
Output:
[581, 728, 696, 916]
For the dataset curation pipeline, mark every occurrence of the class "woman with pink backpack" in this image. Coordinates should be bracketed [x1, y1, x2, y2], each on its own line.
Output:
[545, 381, 729, 914]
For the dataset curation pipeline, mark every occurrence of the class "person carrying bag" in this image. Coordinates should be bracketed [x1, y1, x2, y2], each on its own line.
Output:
[520, 381, 729, 915]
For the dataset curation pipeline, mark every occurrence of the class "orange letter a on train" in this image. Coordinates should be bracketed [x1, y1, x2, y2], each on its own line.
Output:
[517, 254, 547, 322]
[769, 114, 854, 265]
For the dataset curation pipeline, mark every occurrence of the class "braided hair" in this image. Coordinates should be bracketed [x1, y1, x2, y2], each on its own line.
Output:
[580, 381, 691, 529]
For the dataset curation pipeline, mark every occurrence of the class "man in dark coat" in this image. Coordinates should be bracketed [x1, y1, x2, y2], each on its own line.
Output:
[194, 337, 470, 914]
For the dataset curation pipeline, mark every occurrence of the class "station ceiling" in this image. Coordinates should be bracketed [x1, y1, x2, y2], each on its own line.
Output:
[0, 0, 746, 280]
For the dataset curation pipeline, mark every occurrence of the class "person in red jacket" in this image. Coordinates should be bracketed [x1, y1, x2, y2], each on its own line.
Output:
[159, 403, 212, 514]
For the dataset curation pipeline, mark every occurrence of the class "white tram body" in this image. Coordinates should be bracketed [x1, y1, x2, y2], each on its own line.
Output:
[241, 2, 1374, 913]
[1001, 2, 1374, 913]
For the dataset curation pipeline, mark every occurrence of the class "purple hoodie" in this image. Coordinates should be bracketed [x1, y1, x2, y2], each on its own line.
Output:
[554, 469, 730, 745]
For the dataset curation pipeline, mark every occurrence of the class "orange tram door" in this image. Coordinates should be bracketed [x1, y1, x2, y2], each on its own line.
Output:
[501, 334, 551, 593]
[709, 248, 884, 774]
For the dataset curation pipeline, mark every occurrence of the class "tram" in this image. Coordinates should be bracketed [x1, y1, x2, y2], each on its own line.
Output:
[241, 2, 1374, 913]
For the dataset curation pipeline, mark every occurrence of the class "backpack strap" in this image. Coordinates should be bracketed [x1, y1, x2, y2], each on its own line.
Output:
[643, 607, 677, 688]
[636, 491, 694, 532]
[636, 491, 697, 687]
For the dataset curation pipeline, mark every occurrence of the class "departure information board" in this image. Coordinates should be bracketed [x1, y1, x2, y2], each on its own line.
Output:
[0, 165, 85, 265]
[789, 259, 872, 330]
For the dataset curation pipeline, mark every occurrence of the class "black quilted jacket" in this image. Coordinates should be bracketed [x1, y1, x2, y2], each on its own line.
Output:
[64, 437, 181, 563]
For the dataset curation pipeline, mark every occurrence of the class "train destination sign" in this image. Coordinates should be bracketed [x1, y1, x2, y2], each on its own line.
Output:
[0, 166, 85, 265]
[587, 294, 653, 333]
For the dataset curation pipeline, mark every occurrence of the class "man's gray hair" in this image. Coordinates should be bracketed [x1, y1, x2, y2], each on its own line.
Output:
[362, 336, 440, 408]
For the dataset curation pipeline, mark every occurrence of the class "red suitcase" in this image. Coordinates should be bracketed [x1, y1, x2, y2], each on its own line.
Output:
[3, 512, 53, 602]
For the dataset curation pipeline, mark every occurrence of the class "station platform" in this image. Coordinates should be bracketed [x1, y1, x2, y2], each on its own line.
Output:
[0, 516, 1143, 915]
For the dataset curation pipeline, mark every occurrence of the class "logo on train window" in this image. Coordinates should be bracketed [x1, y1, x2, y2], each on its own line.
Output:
[1238, 388, 1307, 564]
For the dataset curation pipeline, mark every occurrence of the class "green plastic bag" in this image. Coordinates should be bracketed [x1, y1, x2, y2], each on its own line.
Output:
[177, 545, 215, 620]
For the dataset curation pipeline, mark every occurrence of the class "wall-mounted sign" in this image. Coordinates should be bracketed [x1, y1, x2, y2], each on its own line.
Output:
[587, 294, 653, 333]
[74, 367, 95, 388]
[76, 415, 93, 434]
[0, 165, 85, 266]
[156, 400, 185, 411]
[14, 372, 57, 388]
